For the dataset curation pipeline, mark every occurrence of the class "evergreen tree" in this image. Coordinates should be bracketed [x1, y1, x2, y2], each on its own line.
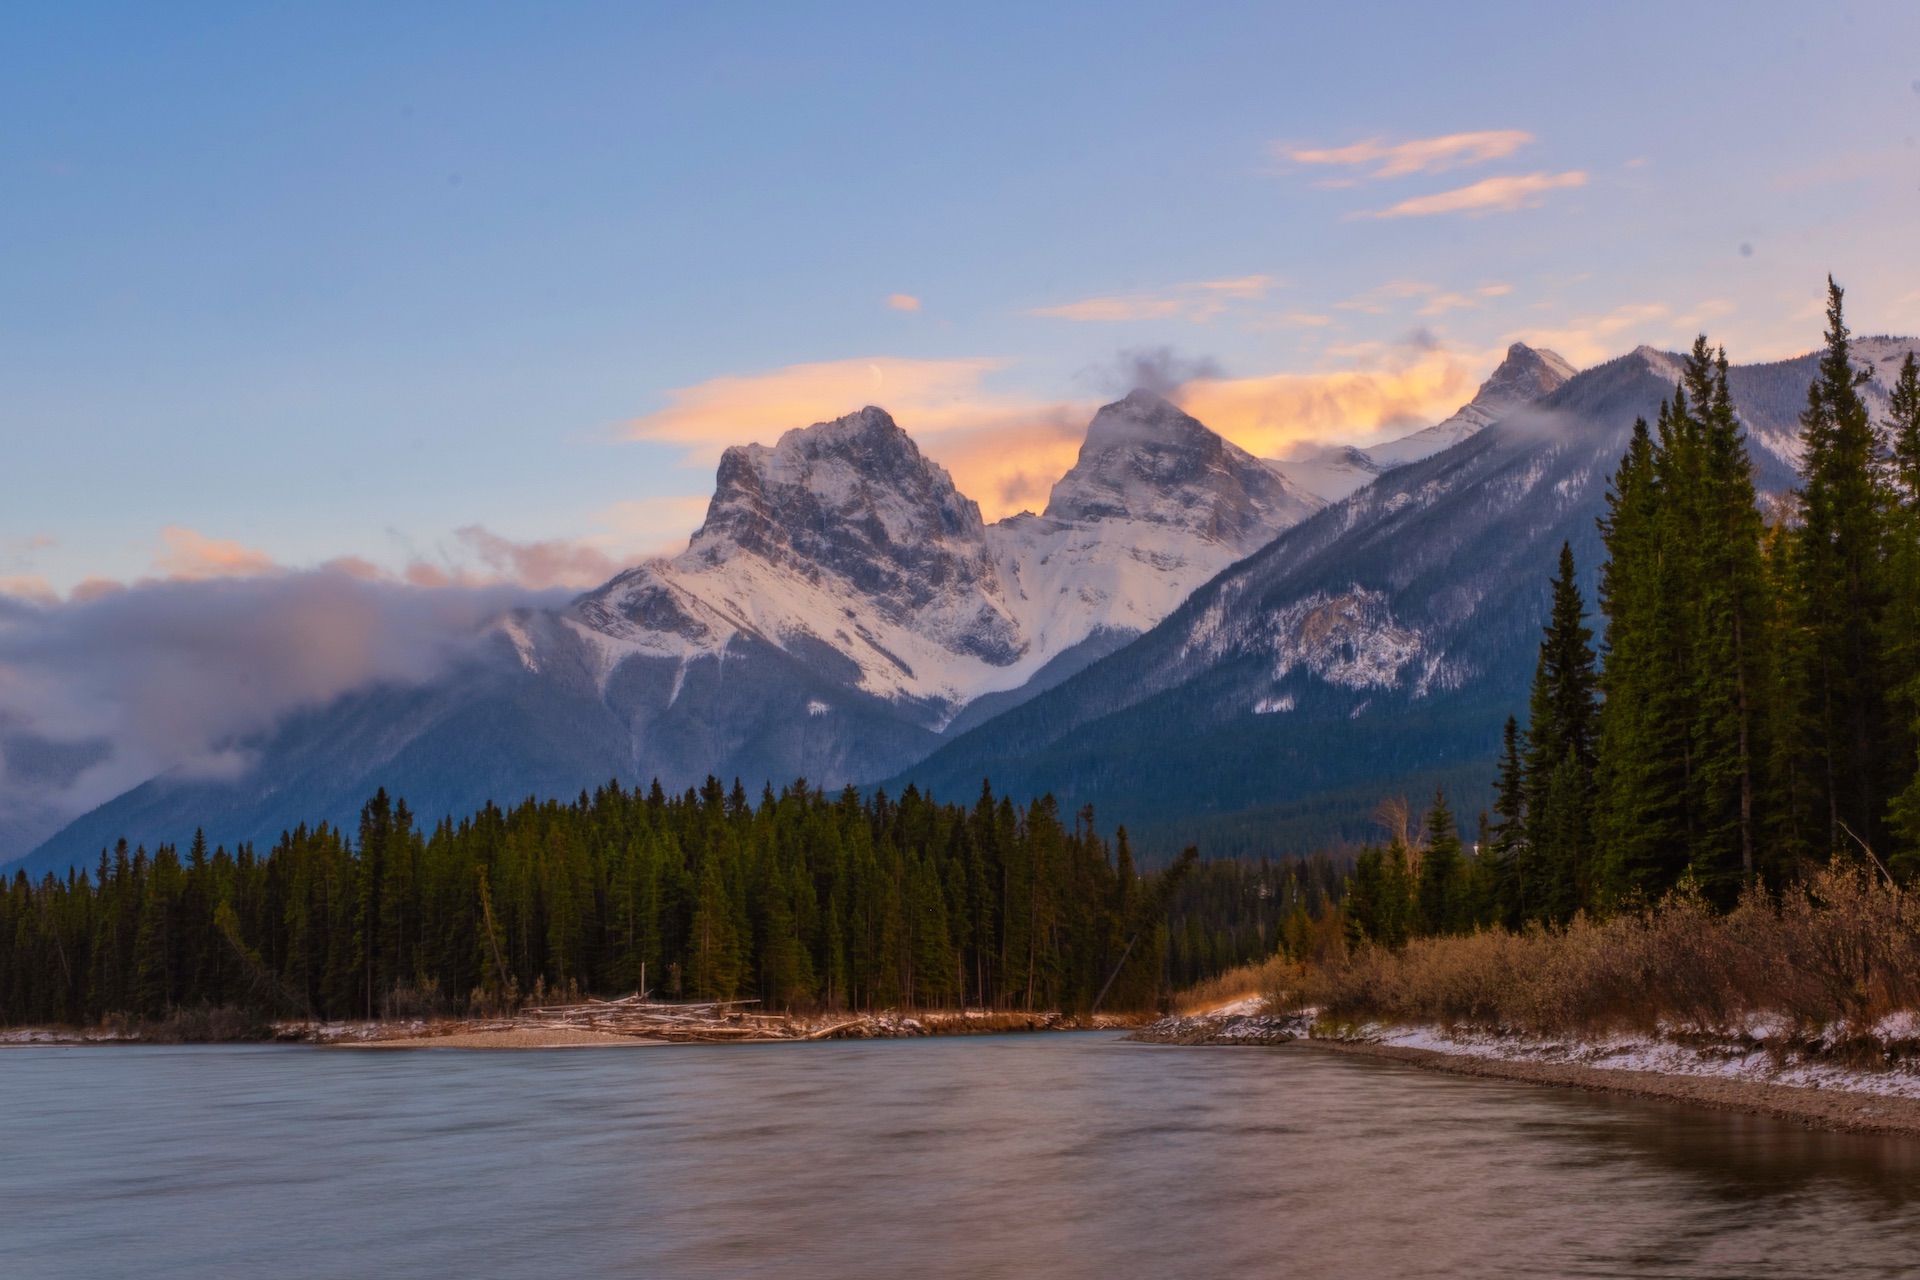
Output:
[1523, 543, 1601, 921]
[1789, 278, 1893, 857]
[1414, 789, 1467, 936]
[1684, 344, 1771, 897]
[1881, 353, 1920, 871]
[1485, 715, 1528, 925]
[1593, 416, 1689, 901]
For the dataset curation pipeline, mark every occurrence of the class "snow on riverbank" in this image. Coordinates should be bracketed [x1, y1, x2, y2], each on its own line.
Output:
[1132, 998, 1920, 1101]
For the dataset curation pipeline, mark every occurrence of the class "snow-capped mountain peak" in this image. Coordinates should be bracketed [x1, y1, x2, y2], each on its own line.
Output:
[1043, 389, 1320, 553]
[1363, 342, 1575, 470]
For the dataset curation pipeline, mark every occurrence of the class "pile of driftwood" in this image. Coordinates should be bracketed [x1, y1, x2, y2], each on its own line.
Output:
[514, 994, 865, 1042]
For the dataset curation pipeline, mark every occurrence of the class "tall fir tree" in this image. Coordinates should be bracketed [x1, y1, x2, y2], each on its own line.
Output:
[1593, 415, 1690, 901]
[1682, 343, 1771, 897]
[1523, 543, 1601, 921]
[1486, 715, 1529, 925]
[1880, 353, 1920, 871]
[1414, 789, 1468, 936]
[1789, 278, 1893, 858]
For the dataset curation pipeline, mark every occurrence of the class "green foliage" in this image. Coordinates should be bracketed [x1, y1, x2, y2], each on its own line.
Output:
[1162, 852, 1345, 988]
[0, 780, 1191, 1025]
[1484, 280, 1920, 924]
[1521, 543, 1600, 922]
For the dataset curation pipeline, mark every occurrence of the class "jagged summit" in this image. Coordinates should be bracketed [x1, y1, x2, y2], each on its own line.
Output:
[689, 406, 988, 588]
[1476, 343, 1578, 413]
[1043, 390, 1319, 552]
[1363, 342, 1575, 470]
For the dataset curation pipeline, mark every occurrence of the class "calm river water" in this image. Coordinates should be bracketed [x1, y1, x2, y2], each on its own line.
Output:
[5, 1033, 1920, 1277]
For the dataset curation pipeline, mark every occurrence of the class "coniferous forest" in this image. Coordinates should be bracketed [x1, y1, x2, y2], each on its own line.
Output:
[1350, 280, 1920, 943]
[0, 777, 1199, 1025]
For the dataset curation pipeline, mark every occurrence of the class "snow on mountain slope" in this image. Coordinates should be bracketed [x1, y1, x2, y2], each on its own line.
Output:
[983, 390, 1322, 675]
[549, 393, 1320, 729]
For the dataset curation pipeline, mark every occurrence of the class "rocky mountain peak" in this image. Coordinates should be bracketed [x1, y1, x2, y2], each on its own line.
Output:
[1466, 343, 1574, 422]
[683, 406, 996, 613]
[1474, 342, 1576, 414]
[1040, 391, 1320, 553]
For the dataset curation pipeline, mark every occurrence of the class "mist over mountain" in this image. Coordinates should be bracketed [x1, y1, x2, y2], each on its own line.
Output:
[891, 338, 1918, 858]
[14, 335, 1917, 875]
[13, 390, 1316, 874]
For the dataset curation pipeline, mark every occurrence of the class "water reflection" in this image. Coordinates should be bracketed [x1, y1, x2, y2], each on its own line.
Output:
[3, 1035, 1918, 1278]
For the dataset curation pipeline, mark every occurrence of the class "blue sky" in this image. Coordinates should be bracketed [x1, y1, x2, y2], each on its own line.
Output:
[5, 0, 1920, 594]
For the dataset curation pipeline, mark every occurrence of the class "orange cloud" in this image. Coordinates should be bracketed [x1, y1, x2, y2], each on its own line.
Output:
[1030, 275, 1278, 324]
[1362, 171, 1587, 219]
[0, 575, 58, 606]
[1286, 130, 1533, 179]
[887, 293, 922, 312]
[1174, 349, 1481, 457]
[154, 527, 279, 581]
[626, 357, 1087, 522]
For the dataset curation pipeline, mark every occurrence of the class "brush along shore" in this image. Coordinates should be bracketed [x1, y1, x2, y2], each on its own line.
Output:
[1133, 863, 1920, 1135]
[1, 999, 1149, 1048]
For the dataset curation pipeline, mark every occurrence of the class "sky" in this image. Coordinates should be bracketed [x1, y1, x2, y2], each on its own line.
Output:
[4, 1, 1920, 597]
[3, 0, 1919, 851]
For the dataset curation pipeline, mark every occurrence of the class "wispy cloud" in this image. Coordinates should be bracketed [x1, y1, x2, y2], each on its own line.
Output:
[1284, 130, 1533, 179]
[1360, 171, 1587, 219]
[1504, 298, 1735, 366]
[1338, 280, 1514, 317]
[153, 527, 279, 581]
[1029, 275, 1278, 324]
[887, 293, 922, 312]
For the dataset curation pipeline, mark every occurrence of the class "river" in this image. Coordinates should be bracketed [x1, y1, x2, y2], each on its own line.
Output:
[5, 1033, 1919, 1277]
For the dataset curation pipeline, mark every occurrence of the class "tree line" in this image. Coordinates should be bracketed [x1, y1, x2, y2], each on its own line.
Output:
[0, 777, 1200, 1026]
[1351, 279, 1920, 944]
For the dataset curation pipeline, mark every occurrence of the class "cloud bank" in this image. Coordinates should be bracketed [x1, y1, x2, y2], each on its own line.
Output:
[0, 570, 557, 861]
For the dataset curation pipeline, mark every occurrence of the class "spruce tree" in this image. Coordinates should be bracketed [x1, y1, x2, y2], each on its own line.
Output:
[1790, 278, 1893, 856]
[1593, 416, 1689, 901]
[1683, 344, 1770, 897]
[1880, 352, 1920, 871]
[1486, 716, 1528, 925]
[1415, 789, 1466, 936]
[1523, 543, 1601, 921]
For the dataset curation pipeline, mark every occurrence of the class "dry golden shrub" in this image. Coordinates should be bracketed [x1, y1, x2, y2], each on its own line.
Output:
[1296, 865, 1920, 1037]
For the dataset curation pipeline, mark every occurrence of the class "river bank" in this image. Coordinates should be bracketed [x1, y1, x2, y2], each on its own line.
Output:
[1131, 999, 1920, 1137]
[1, 1004, 1148, 1049]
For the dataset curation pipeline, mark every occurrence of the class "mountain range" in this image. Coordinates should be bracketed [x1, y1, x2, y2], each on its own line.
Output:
[15, 336, 1920, 874]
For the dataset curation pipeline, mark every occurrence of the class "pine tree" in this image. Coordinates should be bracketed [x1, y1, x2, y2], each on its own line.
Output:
[1683, 345, 1771, 897]
[1415, 789, 1466, 936]
[1790, 278, 1893, 857]
[1523, 543, 1601, 921]
[1593, 416, 1689, 901]
[1486, 715, 1528, 925]
[1880, 353, 1920, 872]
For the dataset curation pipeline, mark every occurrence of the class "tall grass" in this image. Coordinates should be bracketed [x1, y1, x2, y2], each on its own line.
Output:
[1274, 865, 1920, 1038]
